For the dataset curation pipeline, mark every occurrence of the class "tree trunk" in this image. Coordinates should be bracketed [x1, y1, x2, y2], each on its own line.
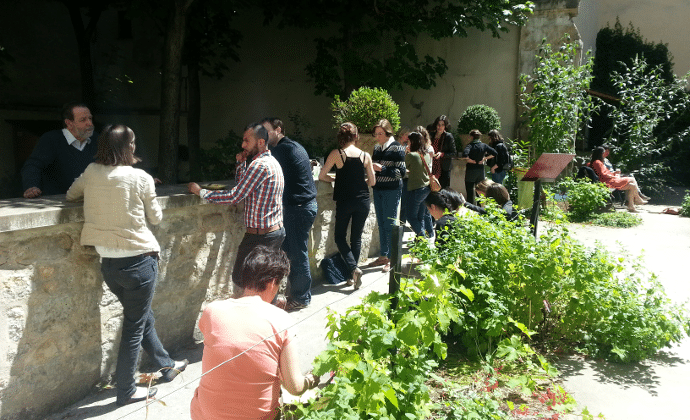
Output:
[158, 0, 196, 184]
[64, 1, 102, 110]
[187, 59, 201, 180]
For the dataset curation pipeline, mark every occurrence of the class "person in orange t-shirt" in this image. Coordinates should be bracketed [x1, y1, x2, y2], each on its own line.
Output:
[190, 246, 319, 420]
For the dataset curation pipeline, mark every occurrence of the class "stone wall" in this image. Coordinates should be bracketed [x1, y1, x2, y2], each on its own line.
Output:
[0, 180, 380, 420]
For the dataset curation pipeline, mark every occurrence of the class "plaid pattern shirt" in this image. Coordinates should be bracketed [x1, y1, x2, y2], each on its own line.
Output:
[200, 150, 284, 230]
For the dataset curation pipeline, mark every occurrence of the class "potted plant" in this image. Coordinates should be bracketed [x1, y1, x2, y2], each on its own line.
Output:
[455, 104, 501, 149]
[331, 87, 401, 155]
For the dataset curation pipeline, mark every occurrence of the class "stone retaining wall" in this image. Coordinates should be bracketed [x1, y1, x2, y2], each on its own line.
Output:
[0, 180, 380, 420]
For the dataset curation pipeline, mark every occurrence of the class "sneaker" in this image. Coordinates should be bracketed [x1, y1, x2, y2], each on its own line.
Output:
[286, 299, 308, 312]
[159, 359, 188, 383]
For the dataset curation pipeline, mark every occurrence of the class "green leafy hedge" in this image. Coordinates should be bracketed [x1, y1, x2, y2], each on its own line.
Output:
[331, 87, 401, 134]
[456, 104, 501, 136]
[411, 208, 689, 362]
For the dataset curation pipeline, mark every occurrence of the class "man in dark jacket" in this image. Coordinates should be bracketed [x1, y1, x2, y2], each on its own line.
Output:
[21, 102, 97, 198]
[262, 117, 318, 311]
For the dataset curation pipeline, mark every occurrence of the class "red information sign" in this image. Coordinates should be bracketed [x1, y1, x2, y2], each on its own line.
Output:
[521, 153, 576, 182]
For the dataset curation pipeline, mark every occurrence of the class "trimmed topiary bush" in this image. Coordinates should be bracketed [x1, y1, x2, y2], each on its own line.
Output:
[331, 87, 401, 134]
[456, 104, 501, 136]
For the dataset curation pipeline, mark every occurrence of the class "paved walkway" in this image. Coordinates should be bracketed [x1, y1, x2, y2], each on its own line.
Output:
[46, 247, 406, 420]
[554, 201, 690, 420]
[48, 194, 690, 420]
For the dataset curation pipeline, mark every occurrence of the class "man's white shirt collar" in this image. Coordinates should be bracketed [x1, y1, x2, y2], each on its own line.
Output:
[382, 136, 394, 149]
[63, 128, 91, 151]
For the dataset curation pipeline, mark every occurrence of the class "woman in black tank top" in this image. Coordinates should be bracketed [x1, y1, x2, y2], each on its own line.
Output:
[319, 123, 376, 289]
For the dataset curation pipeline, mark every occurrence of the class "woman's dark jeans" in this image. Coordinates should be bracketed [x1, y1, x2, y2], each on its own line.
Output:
[101, 254, 174, 404]
[334, 198, 370, 274]
[407, 186, 433, 236]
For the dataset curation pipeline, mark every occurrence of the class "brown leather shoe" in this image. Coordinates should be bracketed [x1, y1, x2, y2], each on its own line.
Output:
[366, 256, 389, 268]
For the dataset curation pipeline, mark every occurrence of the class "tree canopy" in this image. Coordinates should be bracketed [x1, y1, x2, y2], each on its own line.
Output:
[260, 0, 535, 97]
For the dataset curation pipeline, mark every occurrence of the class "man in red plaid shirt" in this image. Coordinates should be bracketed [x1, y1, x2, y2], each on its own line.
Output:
[189, 123, 285, 288]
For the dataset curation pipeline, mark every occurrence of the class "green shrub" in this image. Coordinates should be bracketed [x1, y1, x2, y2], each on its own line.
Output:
[589, 212, 642, 228]
[456, 104, 501, 136]
[331, 86, 401, 134]
[558, 177, 610, 221]
[198, 130, 243, 181]
[410, 207, 690, 362]
[681, 193, 690, 217]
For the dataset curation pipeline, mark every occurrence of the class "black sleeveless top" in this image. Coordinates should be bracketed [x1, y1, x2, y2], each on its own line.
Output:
[333, 150, 370, 202]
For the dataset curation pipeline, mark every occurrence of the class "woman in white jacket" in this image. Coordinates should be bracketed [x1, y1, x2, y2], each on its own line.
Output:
[67, 125, 186, 406]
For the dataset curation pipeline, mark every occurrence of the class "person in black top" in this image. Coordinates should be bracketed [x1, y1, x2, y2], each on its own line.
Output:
[462, 129, 497, 206]
[486, 130, 511, 185]
[463, 183, 515, 220]
[424, 189, 464, 248]
[262, 118, 318, 311]
[428, 115, 456, 189]
[319, 123, 376, 289]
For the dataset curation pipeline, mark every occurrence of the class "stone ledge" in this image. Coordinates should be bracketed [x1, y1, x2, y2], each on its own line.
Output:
[0, 182, 216, 233]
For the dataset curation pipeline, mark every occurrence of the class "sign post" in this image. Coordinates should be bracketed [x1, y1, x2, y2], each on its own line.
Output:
[520, 153, 575, 237]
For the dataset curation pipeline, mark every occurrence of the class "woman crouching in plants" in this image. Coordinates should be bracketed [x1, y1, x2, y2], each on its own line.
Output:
[463, 183, 515, 220]
[425, 189, 465, 248]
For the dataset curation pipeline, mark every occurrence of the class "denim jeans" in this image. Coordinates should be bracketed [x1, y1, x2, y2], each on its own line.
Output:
[373, 188, 402, 258]
[101, 254, 174, 403]
[283, 200, 317, 305]
[491, 170, 507, 184]
[407, 186, 433, 236]
[334, 198, 370, 274]
[232, 227, 286, 287]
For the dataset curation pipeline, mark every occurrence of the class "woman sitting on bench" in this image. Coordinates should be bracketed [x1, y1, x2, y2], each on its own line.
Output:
[589, 147, 646, 213]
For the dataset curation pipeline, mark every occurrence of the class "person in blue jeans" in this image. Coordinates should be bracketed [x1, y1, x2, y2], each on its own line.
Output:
[67, 125, 187, 406]
[404, 131, 434, 237]
[319, 122, 376, 289]
[262, 118, 318, 312]
[369, 119, 406, 272]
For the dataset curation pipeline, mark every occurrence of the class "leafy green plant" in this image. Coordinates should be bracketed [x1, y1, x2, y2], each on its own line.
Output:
[589, 212, 642, 228]
[519, 36, 599, 164]
[198, 130, 243, 181]
[558, 177, 610, 222]
[605, 57, 690, 193]
[456, 104, 501, 136]
[331, 87, 401, 134]
[680, 193, 690, 217]
[410, 206, 690, 362]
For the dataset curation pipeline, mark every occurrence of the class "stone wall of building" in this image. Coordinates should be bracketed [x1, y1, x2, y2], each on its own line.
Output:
[0, 180, 380, 420]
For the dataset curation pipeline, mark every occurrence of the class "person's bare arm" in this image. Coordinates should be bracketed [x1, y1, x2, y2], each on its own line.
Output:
[279, 340, 319, 395]
[364, 153, 376, 187]
[319, 150, 339, 183]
